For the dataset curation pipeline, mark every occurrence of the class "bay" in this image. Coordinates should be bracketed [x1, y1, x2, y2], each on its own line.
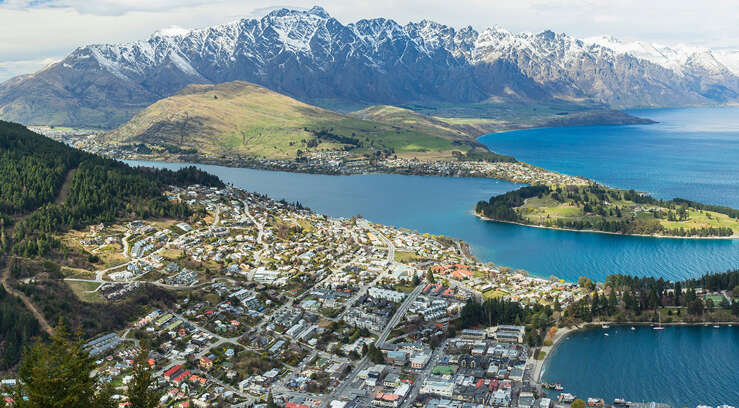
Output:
[541, 325, 739, 407]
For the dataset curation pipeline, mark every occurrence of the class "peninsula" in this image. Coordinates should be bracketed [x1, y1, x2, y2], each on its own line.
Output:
[475, 184, 739, 238]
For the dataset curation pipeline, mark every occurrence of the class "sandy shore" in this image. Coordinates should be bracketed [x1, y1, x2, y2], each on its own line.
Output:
[475, 213, 739, 240]
[531, 325, 581, 383]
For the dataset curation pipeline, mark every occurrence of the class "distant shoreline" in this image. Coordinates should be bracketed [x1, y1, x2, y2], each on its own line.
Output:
[474, 212, 739, 241]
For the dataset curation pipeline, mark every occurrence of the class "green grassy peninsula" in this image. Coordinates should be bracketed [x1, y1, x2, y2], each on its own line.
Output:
[475, 184, 739, 238]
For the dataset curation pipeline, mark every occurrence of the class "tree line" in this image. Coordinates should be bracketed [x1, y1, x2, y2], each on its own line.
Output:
[566, 271, 739, 323]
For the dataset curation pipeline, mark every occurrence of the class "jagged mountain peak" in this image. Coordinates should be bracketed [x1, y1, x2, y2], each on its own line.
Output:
[1, 6, 737, 128]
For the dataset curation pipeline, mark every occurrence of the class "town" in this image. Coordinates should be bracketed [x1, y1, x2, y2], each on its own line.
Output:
[1, 181, 598, 408]
[31, 126, 588, 186]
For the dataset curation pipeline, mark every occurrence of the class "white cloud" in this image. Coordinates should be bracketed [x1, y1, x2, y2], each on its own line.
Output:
[0, 0, 738, 81]
[0, 57, 60, 81]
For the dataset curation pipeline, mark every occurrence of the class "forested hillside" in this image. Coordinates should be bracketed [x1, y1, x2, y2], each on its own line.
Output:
[0, 120, 223, 257]
[0, 121, 223, 370]
[0, 285, 39, 371]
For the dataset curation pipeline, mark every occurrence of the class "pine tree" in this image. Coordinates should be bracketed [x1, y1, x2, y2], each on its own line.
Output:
[13, 322, 113, 408]
[127, 348, 160, 408]
[673, 281, 682, 306]
[607, 290, 617, 315]
[426, 269, 435, 283]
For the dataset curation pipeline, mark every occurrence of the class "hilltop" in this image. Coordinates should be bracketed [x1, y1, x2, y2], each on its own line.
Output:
[105, 81, 486, 160]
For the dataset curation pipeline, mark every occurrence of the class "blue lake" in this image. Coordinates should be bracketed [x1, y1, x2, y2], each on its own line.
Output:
[478, 106, 739, 207]
[541, 325, 739, 407]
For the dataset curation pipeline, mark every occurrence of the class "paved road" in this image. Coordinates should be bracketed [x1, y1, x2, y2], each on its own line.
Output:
[322, 281, 424, 407]
[336, 221, 395, 321]
[377, 284, 424, 347]
[400, 339, 448, 408]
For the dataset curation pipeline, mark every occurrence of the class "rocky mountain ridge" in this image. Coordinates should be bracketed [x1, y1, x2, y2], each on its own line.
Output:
[1, 6, 737, 127]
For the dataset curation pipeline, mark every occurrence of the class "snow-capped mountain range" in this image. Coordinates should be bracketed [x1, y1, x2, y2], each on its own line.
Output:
[1, 6, 737, 127]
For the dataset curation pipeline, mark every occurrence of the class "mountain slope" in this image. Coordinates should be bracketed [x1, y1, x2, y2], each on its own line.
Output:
[349, 105, 471, 140]
[106, 81, 477, 159]
[1, 6, 737, 127]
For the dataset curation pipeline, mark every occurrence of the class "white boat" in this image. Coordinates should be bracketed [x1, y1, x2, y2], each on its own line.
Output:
[713, 324, 720, 328]
[653, 313, 665, 330]
[631, 326, 636, 331]
[601, 324, 610, 329]
[604, 333, 609, 336]
[558, 393, 576, 403]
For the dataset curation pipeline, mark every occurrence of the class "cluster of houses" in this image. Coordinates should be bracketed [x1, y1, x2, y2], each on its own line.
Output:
[416, 330, 531, 407]
[21, 182, 599, 408]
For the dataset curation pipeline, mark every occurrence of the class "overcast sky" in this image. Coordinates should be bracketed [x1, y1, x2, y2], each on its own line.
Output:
[1, 0, 738, 82]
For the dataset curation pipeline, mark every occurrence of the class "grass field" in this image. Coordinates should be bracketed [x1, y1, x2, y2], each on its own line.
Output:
[394, 250, 426, 264]
[483, 289, 507, 299]
[66, 280, 103, 303]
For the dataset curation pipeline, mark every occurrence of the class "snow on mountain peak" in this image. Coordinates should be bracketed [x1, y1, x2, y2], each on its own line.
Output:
[152, 25, 191, 39]
[54, 6, 737, 110]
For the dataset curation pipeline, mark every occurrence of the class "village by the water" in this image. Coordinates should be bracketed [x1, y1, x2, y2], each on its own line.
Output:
[2, 181, 734, 408]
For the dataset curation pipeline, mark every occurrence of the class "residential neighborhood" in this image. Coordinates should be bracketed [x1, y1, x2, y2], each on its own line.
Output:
[4, 183, 592, 407]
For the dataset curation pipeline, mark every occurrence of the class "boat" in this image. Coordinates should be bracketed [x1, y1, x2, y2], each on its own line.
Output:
[559, 393, 576, 403]
[631, 326, 636, 331]
[653, 313, 665, 330]
[604, 333, 609, 336]
[555, 383, 564, 391]
[601, 324, 610, 329]
[614, 398, 628, 405]
[713, 324, 720, 328]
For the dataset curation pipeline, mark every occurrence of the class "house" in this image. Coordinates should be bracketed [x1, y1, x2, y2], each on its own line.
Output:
[419, 379, 454, 398]
[410, 352, 431, 369]
[488, 325, 525, 343]
[386, 351, 408, 366]
[518, 392, 535, 408]
[163, 364, 183, 381]
[199, 356, 213, 371]
[460, 329, 486, 340]
[491, 387, 511, 406]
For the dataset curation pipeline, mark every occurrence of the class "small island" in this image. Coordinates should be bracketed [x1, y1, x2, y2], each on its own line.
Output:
[475, 184, 739, 238]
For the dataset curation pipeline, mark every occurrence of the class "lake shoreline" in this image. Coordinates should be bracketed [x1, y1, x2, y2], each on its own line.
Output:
[474, 212, 739, 241]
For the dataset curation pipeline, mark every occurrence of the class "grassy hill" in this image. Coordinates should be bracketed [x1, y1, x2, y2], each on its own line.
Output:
[349, 105, 472, 140]
[476, 185, 739, 238]
[107, 81, 482, 160]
